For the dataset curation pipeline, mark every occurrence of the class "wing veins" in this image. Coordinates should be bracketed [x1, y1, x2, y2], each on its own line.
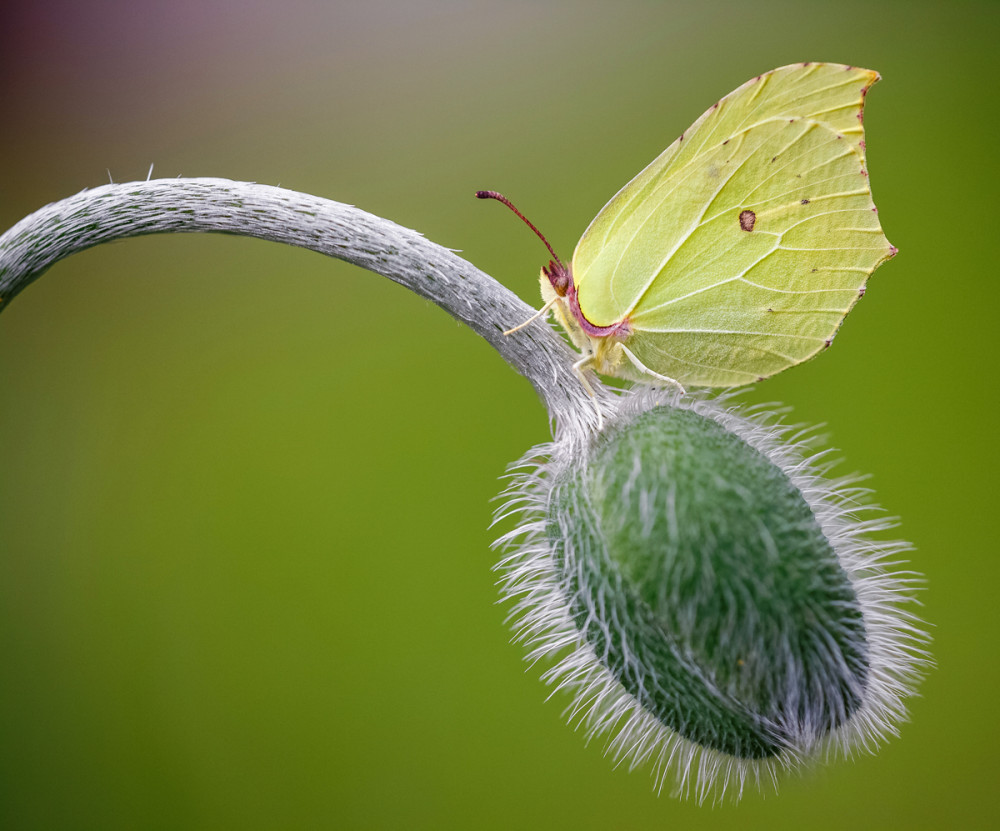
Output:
[630, 232, 782, 315]
[641, 326, 821, 344]
[610, 118, 806, 309]
[580, 66, 872, 258]
[734, 141, 855, 206]
[639, 341, 759, 378]
[737, 277, 856, 295]
[597, 113, 859, 270]
[778, 206, 880, 234]
[603, 130, 763, 301]
[702, 175, 869, 224]
[695, 74, 866, 152]
[635, 277, 854, 319]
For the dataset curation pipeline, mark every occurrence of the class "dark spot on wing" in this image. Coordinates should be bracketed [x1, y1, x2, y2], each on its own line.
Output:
[739, 210, 756, 232]
[858, 287, 866, 297]
[723, 139, 729, 145]
[801, 198, 810, 204]
[771, 156, 777, 163]
[824, 338, 833, 348]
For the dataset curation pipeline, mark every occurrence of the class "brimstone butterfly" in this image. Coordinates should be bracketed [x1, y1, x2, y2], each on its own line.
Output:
[478, 63, 897, 391]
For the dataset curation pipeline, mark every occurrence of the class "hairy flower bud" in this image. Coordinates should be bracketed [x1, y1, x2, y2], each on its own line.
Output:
[495, 391, 927, 801]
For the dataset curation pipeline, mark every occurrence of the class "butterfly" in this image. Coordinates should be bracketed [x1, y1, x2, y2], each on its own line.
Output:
[479, 63, 896, 392]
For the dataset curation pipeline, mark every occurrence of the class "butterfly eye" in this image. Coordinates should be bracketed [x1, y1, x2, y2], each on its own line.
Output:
[542, 260, 571, 296]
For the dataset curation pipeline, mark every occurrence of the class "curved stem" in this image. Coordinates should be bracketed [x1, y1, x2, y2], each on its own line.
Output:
[0, 178, 609, 427]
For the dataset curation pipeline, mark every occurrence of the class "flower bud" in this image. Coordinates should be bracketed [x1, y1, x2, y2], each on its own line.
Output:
[495, 391, 926, 801]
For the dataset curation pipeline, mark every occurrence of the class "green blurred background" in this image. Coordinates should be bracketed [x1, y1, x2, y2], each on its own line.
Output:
[0, 1, 995, 828]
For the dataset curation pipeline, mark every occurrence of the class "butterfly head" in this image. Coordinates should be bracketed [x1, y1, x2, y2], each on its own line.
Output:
[542, 258, 572, 297]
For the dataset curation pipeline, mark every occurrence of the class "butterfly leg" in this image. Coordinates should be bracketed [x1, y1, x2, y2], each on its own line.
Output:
[502, 295, 559, 335]
[571, 353, 605, 429]
[571, 354, 598, 396]
[616, 343, 687, 394]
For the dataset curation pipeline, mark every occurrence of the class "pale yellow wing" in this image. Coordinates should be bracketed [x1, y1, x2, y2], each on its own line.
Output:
[571, 63, 894, 387]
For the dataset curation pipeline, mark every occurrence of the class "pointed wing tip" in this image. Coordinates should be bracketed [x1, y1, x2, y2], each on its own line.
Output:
[860, 68, 881, 91]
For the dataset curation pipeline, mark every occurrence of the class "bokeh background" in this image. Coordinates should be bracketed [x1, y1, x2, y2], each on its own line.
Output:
[1, 1, 996, 828]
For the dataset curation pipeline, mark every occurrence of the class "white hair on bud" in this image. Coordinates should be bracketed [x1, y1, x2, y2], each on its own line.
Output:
[492, 387, 929, 802]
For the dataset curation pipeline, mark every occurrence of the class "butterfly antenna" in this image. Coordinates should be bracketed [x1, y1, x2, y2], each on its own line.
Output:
[475, 190, 565, 270]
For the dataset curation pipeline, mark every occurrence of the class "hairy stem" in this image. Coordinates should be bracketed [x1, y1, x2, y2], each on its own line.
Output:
[0, 177, 607, 425]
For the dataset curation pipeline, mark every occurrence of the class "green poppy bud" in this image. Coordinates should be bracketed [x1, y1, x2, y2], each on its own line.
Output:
[496, 391, 927, 801]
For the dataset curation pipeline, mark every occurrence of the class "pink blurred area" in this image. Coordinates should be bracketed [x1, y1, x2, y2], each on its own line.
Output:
[4, 1, 299, 121]
[0, 0, 510, 212]
[2, 1, 313, 202]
